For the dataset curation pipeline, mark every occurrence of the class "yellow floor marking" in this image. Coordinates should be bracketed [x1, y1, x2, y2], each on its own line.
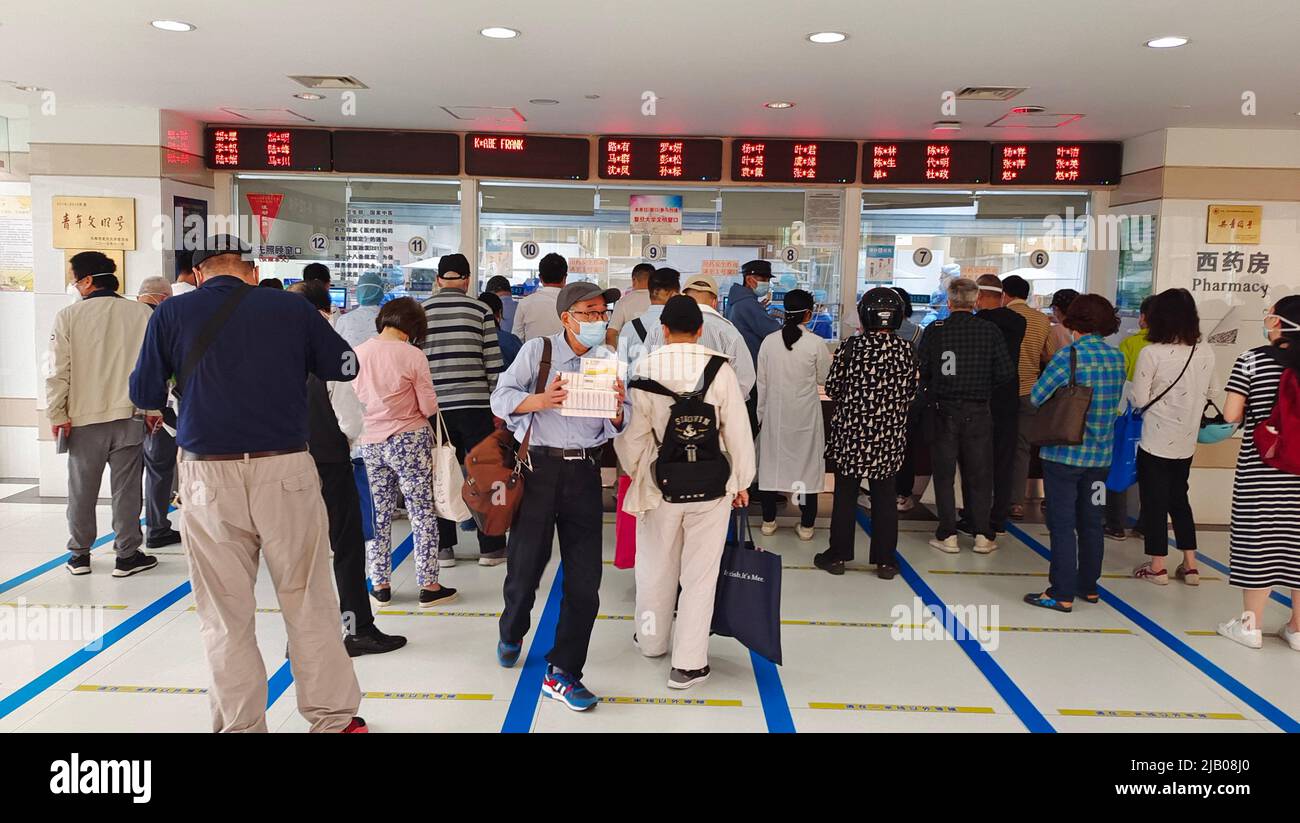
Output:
[598, 696, 743, 707]
[1, 601, 129, 610]
[1059, 708, 1246, 720]
[376, 609, 501, 617]
[809, 702, 996, 714]
[75, 684, 206, 695]
[362, 691, 493, 701]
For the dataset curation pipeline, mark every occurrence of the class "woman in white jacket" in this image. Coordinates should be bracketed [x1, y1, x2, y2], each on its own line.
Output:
[615, 296, 756, 690]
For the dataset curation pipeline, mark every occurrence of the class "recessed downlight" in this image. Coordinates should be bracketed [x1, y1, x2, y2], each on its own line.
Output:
[529, 98, 559, 105]
[1145, 35, 1188, 48]
[14, 84, 42, 92]
[480, 26, 519, 39]
[294, 92, 323, 101]
[807, 31, 847, 44]
[764, 101, 795, 109]
[932, 120, 962, 130]
[151, 20, 196, 32]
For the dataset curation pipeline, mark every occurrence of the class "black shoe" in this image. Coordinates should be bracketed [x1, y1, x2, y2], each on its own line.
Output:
[667, 666, 711, 689]
[66, 553, 91, 575]
[1104, 526, 1128, 541]
[112, 551, 158, 578]
[876, 564, 899, 580]
[419, 586, 458, 608]
[369, 587, 392, 607]
[145, 529, 182, 548]
[955, 519, 976, 536]
[813, 551, 845, 576]
[346, 628, 408, 657]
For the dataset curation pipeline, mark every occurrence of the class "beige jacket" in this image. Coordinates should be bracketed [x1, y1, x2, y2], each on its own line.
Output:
[615, 342, 756, 516]
[46, 293, 157, 427]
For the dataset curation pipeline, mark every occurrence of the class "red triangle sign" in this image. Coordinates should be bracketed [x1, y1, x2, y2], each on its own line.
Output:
[245, 193, 284, 243]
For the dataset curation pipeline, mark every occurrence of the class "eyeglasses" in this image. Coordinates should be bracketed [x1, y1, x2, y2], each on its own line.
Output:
[569, 309, 611, 321]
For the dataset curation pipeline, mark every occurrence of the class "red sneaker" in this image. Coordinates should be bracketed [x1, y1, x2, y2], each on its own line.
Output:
[341, 716, 369, 733]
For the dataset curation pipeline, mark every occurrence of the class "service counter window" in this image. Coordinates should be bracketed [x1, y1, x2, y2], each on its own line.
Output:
[478, 182, 846, 340]
[233, 176, 461, 306]
[857, 190, 1091, 327]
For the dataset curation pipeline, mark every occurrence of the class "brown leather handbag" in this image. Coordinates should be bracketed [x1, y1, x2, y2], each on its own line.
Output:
[1026, 345, 1093, 447]
[461, 338, 552, 536]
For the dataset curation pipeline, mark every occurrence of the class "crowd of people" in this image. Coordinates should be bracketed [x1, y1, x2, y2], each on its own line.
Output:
[40, 240, 1300, 733]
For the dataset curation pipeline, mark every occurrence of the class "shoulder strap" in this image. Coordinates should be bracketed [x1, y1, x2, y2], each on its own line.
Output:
[175, 284, 254, 396]
[692, 355, 727, 396]
[516, 337, 551, 466]
[627, 378, 678, 399]
[632, 317, 647, 342]
[1067, 345, 1077, 387]
[1140, 345, 1196, 414]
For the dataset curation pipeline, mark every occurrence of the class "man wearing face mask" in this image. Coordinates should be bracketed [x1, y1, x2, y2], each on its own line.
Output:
[490, 281, 626, 712]
[725, 260, 782, 366]
[49, 252, 162, 578]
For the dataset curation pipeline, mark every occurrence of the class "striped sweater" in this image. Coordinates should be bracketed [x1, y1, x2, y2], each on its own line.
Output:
[420, 288, 504, 411]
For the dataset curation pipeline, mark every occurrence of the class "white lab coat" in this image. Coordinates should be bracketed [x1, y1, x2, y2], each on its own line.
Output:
[755, 327, 831, 493]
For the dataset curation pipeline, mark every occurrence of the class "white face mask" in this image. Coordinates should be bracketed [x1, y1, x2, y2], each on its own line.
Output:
[1264, 314, 1300, 342]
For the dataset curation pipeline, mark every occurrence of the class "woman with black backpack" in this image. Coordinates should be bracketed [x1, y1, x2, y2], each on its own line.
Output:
[1217, 295, 1300, 650]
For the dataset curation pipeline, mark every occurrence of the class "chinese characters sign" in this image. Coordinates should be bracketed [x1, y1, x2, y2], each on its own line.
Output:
[1206, 205, 1262, 244]
[52, 196, 136, 250]
[598, 137, 723, 181]
[1194, 250, 1270, 275]
[629, 194, 683, 236]
[729, 139, 857, 183]
[863, 141, 991, 184]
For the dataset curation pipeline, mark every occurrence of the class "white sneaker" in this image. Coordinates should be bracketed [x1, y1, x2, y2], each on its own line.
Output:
[896, 496, 915, 513]
[1217, 615, 1263, 649]
[973, 535, 998, 554]
[795, 525, 814, 541]
[760, 520, 778, 536]
[857, 492, 872, 510]
[928, 535, 960, 554]
[1280, 624, 1300, 651]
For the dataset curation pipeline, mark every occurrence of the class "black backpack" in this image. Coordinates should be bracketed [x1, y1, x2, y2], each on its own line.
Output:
[629, 355, 732, 503]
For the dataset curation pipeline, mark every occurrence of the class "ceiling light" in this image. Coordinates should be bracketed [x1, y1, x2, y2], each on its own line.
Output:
[1145, 35, 1188, 48]
[151, 20, 196, 32]
[584, 94, 600, 100]
[14, 84, 42, 92]
[764, 101, 795, 109]
[294, 92, 323, 101]
[480, 26, 519, 39]
[529, 98, 559, 105]
[932, 120, 962, 130]
[807, 31, 847, 44]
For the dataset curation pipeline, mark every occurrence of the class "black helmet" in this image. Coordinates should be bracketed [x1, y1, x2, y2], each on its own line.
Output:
[859, 287, 906, 331]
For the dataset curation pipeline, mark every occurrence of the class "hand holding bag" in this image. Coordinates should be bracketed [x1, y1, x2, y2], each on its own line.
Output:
[711, 509, 783, 665]
[1027, 346, 1093, 447]
[462, 339, 552, 536]
[431, 411, 472, 523]
[1198, 398, 1237, 444]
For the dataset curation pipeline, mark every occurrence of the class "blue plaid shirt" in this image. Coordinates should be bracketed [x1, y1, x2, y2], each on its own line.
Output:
[1030, 334, 1126, 468]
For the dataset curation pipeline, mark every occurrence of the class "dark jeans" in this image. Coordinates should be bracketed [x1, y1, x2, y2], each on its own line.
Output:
[432, 407, 507, 554]
[1137, 448, 1197, 557]
[1105, 489, 1128, 531]
[960, 397, 1018, 530]
[142, 427, 177, 539]
[500, 452, 603, 679]
[759, 490, 817, 527]
[316, 460, 375, 637]
[896, 415, 921, 498]
[932, 400, 994, 540]
[828, 472, 897, 565]
[1042, 460, 1108, 602]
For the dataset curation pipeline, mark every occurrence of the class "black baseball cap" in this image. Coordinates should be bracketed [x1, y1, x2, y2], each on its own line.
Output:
[660, 294, 703, 334]
[192, 234, 253, 267]
[438, 253, 471, 279]
[741, 259, 772, 278]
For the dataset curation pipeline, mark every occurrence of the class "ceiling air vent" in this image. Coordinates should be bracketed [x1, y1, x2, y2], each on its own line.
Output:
[986, 111, 1083, 128]
[218, 107, 316, 123]
[955, 86, 1027, 101]
[439, 106, 526, 123]
[289, 75, 369, 90]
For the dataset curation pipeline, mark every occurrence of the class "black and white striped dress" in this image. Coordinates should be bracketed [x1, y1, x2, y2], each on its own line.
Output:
[1226, 346, 1300, 589]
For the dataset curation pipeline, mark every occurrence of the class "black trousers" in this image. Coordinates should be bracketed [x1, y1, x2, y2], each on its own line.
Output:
[316, 460, 375, 637]
[960, 397, 1019, 530]
[828, 472, 897, 564]
[142, 428, 177, 539]
[1137, 448, 1197, 557]
[933, 400, 995, 540]
[758, 490, 818, 527]
[433, 407, 507, 554]
[499, 452, 603, 679]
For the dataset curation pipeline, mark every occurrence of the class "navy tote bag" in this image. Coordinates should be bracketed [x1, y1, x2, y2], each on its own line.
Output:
[711, 510, 783, 665]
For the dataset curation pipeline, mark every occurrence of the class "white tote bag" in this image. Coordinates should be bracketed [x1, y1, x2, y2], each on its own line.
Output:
[431, 413, 473, 523]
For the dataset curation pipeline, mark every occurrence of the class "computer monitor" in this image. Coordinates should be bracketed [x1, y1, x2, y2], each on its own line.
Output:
[328, 287, 347, 309]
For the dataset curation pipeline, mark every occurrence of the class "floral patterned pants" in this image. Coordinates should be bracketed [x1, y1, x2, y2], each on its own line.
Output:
[359, 426, 439, 588]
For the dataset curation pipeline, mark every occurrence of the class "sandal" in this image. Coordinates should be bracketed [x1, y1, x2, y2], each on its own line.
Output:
[1174, 563, 1200, 587]
[1023, 592, 1072, 613]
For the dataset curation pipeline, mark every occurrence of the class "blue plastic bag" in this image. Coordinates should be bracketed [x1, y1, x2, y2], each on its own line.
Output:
[353, 457, 377, 542]
[1106, 409, 1143, 492]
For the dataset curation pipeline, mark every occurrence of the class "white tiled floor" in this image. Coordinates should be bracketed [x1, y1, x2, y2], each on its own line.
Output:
[1, 482, 1296, 733]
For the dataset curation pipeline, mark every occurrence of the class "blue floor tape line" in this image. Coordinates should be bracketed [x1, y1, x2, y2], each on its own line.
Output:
[1007, 522, 1300, 733]
[0, 511, 169, 596]
[858, 512, 1055, 733]
[269, 533, 417, 709]
[501, 567, 565, 733]
[750, 651, 796, 733]
[0, 581, 192, 721]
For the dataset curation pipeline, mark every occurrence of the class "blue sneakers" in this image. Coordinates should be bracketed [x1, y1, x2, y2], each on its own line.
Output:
[496, 640, 522, 668]
[542, 667, 598, 711]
